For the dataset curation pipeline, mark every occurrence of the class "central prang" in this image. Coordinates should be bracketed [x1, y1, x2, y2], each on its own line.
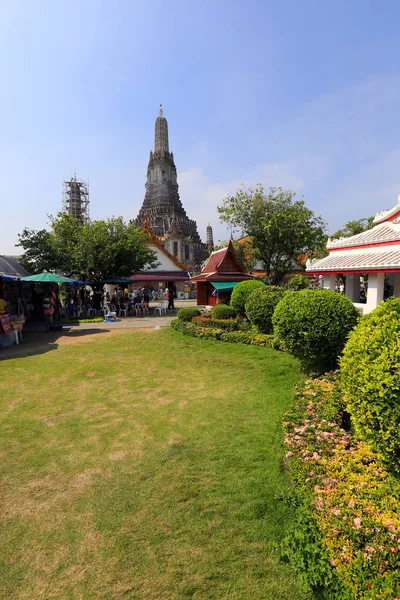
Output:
[136, 107, 208, 272]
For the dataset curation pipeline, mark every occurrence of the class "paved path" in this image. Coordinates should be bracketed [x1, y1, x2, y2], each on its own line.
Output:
[64, 314, 174, 329]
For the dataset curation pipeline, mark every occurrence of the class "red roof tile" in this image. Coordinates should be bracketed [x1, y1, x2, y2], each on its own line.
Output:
[201, 240, 244, 274]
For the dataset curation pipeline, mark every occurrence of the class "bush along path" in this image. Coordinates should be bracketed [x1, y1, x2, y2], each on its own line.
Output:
[171, 318, 283, 349]
[282, 374, 400, 599]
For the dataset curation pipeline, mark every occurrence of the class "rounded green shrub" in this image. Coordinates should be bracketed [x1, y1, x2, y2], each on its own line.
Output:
[287, 274, 310, 291]
[272, 288, 359, 372]
[210, 303, 237, 319]
[245, 285, 286, 333]
[340, 298, 400, 474]
[176, 307, 201, 322]
[230, 280, 264, 316]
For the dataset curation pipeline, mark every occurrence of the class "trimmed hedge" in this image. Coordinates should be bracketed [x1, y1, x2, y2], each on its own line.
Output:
[273, 289, 359, 372]
[176, 307, 201, 322]
[171, 319, 223, 339]
[192, 316, 240, 332]
[171, 319, 281, 349]
[210, 303, 237, 319]
[230, 280, 265, 316]
[245, 285, 286, 333]
[340, 298, 400, 474]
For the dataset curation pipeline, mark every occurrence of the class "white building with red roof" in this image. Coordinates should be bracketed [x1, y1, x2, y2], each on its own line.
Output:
[307, 196, 400, 313]
[129, 221, 190, 297]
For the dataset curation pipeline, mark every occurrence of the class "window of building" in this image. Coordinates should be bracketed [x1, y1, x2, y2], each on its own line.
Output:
[185, 244, 190, 261]
[173, 242, 178, 258]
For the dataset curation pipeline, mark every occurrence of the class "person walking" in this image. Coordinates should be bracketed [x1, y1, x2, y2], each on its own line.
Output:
[167, 285, 174, 310]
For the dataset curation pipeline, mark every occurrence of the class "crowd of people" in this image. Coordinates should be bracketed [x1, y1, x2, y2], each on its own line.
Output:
[64, 284, 176, 318]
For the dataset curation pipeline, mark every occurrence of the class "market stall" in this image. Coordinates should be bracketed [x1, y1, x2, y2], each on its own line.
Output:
[0, 256, 30, 347]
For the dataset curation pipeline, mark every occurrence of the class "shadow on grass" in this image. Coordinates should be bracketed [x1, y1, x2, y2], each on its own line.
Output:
[0, 328, 110, 361]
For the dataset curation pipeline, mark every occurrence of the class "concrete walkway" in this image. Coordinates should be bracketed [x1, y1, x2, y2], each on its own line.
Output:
[64, 314, 174, 329]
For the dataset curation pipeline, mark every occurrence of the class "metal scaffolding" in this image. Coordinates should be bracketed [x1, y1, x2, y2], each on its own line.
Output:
[62, 174, 89, 220]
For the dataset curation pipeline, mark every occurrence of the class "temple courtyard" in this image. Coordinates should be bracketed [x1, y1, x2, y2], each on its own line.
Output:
[1, 328, 305, 600]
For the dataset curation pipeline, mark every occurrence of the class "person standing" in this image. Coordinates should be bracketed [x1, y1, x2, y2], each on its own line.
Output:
[0, 291, 8, 314]
[42, 292, 54, 331]
[167, 285, 174, 310]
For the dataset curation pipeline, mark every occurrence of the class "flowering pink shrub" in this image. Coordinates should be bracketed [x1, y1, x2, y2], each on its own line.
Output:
[283, 375, 400, 599]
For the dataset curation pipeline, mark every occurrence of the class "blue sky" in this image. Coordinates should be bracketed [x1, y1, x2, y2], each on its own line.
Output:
[2, 0, 400, 253]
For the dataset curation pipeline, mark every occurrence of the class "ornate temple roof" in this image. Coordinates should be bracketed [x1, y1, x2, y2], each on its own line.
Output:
[373, 195, 400, 224]
[140, 220, 188, 272]
[0, 255, 29, 278]
[307, 248, 400, 273]
[327, 222, 400, 249]
[307, 195, 400, 274]
[191, 241, 254, 282]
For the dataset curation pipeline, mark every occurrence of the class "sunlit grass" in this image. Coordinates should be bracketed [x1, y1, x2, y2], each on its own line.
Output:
[0, 328, 306, 599]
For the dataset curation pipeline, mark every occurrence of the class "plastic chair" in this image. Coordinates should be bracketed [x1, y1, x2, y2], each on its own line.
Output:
[77, 305, 86, 318]
[87, 305, 98, 316]
[154, 301, 168, 316]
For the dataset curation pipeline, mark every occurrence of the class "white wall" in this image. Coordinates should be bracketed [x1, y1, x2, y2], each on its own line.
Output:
[143, 244, 186, 272]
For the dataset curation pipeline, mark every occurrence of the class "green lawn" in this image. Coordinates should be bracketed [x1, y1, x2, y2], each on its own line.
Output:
[0, 328, 306, 600]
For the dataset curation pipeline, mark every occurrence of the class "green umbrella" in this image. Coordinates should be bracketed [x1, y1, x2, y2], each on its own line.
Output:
[20, 272, 78, 284]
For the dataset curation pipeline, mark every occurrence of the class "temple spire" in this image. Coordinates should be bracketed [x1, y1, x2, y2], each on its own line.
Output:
[154, 105, 169, 153]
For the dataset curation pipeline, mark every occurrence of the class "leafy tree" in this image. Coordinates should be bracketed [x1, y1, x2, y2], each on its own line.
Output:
[17, 228, 58, 273]
[287, 274, 310, 291]
[217, 184, 327, 285]
[18, 213, 157, 281]
[330, 217, 374, 240]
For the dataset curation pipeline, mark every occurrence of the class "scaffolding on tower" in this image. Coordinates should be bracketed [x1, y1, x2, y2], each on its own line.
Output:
[62, 174, 89, 220]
